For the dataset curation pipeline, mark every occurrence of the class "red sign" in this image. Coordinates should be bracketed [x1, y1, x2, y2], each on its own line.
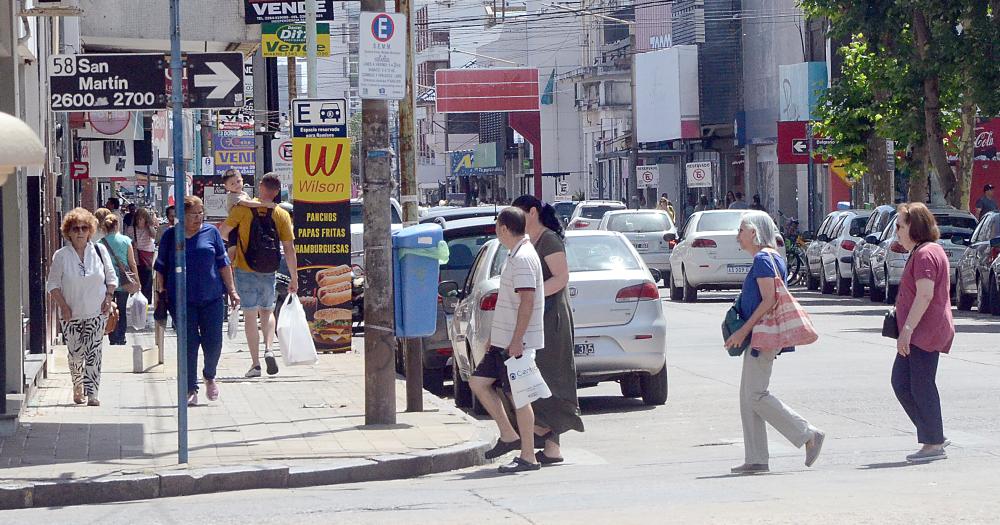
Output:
[777, 121, 834, 165]
[435, 68, 540, 114]
[70, 162, 89, 180]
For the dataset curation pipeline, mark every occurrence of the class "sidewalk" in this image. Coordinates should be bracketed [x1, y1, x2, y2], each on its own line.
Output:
[0, 326, 489, 509]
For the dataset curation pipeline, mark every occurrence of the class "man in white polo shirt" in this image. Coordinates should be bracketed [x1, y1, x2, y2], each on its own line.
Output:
[470, 207, 545, 473]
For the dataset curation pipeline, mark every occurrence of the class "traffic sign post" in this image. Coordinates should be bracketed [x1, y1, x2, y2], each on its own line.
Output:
[292, 98, 348, 137]
[636, 165, 659, 189]
[685, 161, 713, 188]
[48, 52, 244, 112]
[359, 12, 407, 100]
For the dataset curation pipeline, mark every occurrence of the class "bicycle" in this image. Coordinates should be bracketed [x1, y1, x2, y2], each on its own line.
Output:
[778, 211, 808, 287]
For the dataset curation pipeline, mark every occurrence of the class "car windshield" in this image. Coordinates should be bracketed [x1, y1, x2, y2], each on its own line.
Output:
[606, 213, 673, 233]
[850, 217, 868, 234]
[441, 230, 496, 283]
[696, 212, 743, 232]
[580, 205, 623, 219]
[934, 214, 976, 231]
[566, 235, 642, 272]
[351, 203, 401, 225]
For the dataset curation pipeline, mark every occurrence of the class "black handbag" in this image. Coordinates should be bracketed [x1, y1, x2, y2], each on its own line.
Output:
[882, 308, 899, 339]
[722, 294, 751, 356]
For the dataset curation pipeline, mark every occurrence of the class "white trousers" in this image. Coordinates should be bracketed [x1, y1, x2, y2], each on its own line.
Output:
[740, 349, 812, 464]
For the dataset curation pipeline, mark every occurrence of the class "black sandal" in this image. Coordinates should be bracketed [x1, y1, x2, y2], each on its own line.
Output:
[533, 430, 557, 449]
[535, 450, 564, 464]
[485, 438, 521, 460]
[498, 456, 541, 473]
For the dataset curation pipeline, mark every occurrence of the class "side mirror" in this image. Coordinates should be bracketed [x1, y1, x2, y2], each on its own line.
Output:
[817, 234, 830, 243]
[649, 268, 662, 283]
[438, 281, 461, 314]
[951, 235, 969, 246]
[865, 234, 880, 245]
[663, 232, 677, 242]
[990, 236, 1000, 248]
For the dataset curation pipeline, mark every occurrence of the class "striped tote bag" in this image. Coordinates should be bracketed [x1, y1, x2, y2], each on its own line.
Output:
[750, 252, 819, 351]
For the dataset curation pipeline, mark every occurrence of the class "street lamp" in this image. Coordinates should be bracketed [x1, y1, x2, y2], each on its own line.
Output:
[0, 111, 46, 186]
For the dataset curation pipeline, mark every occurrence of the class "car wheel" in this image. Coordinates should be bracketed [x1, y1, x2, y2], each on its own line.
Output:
[806, 264, 820, 290]
[640, 365, 669, 406]
[978, 276, 992, 314]
[870, 270, 885, 302]
[851, 268, 865, 298]
[836, 268, 851, 296]
[453, 360, 473, 408]
[682, 268, 698, 302]
[423, 367, 445, 396]
[619, 374, 642, 398]
[991, 274, 1000, 317]
[669, 272, 684, 301]
[956, 273, 975, 311]
[820, 265, 835, 294]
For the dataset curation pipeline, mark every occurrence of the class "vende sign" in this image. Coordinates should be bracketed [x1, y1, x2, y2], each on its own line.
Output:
[244, 0, 335, 24]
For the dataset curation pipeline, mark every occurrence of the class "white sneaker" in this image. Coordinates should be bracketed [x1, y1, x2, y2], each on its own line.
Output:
[245, 365, 262, 378]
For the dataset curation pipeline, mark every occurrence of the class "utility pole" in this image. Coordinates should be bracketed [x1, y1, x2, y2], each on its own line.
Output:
[305, 0, 318, 98]
[398, 0, 423, 411]
[361, 0, 398, 425]
[287, 56, 298, 103]
[168, 0, 189, 464]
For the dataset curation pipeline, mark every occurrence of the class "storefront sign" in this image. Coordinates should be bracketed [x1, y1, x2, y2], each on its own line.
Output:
[244, 0, 336, 24]
[262, 22, 331, 58]
[212, 130, 255, 176]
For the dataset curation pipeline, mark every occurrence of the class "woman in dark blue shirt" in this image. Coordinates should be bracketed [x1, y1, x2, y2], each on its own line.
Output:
[724, 211, 825, 475]
[155, 196, 240, 407]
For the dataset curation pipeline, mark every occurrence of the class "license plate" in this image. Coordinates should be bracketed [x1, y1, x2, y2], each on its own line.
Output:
[633, 242, 649, 251]
[727, 264, 751, 274]
[574, 343, 594, 357]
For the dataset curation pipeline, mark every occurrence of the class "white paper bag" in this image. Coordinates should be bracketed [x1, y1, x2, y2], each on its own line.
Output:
[276, 295, 319, 366]
[227, 305, 240, 340]
[505, 350, 551, 409]
[127, 293, 148, 330]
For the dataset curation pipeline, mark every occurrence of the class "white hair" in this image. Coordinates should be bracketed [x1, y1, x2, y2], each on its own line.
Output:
[740, 211, 780, 249]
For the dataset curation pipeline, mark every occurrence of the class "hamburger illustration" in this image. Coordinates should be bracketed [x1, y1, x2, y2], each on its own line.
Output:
[310, 307, 352, 349]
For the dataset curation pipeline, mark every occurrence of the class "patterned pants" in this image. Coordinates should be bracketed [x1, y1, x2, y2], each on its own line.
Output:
[62, 315, 107, 396]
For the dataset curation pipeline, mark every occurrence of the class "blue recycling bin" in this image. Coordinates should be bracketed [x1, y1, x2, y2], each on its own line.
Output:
[392, 223, 447, 337]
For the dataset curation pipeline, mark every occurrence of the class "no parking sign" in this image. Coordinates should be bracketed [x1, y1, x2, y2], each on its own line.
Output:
[685, 161, 713, 188]
[636, 166, 659, 189]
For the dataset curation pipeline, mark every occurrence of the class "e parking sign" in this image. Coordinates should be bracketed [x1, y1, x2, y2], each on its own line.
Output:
[359, 12, 406, 100]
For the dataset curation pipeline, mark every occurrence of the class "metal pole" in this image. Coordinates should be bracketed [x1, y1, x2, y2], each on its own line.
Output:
[807, 121, 816, 230]
[305, 0, 318, 98]
[169, 0, 189, 464]
[362, 0, 397, 425]
[627, 25, 639, 210]
[397, 0, 422, 411]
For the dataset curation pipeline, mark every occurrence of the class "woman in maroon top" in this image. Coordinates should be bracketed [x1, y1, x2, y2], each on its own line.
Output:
[892, 202, 954, 463]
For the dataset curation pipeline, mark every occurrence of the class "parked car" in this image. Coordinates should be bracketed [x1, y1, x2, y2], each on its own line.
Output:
[851, 205, 897, 298]
[599, 209, 676, 286]
[819, 210, 871, 295]
[566, 200, 627, 230]
[442, 231, 669, 410]
[870, 207, 977, 304]
[395, 216, 498, 394]
[954, 211, 1000, 312]
[350, 198, 402, 268]
[986, 253, 1000, 316]
[553, 201, 580, 227]
[805, 211, 845, 290]
[668, 210, 749, 302]
[418, 205, 505, 226]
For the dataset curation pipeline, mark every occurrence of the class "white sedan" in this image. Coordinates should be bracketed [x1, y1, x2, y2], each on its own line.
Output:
[668, 210, 752, 302]
[598, 209, 677, 285]
[441, 231, 668, 409]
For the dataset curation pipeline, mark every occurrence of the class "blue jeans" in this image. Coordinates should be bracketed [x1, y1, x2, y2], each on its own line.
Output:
[171, 296, 225, 393]
[234, 269, 277, 311]
[109, 290, 129, 344]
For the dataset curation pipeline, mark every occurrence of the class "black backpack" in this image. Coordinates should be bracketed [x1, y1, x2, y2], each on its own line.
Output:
[242, 209, 282, 273]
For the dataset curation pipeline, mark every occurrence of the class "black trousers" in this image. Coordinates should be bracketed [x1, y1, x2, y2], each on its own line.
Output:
[891, 345, 945, 445]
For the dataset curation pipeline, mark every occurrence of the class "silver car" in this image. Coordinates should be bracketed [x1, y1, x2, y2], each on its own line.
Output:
[805, 211, 846, 290]
[442, 231, 669, 411]
[954, 211, 1000, 312]
[819, 210, 871, 295]
[599, 209, 677, 285]
[566, 200, 627, 230]
[851, 205, 897, 298]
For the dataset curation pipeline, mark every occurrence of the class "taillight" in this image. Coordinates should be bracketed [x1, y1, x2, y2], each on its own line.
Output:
[435, 347, 453, 356]
[841, 240, 856, 251]
[573, 220, 590, 228]
[668, 240, 677, 249]
[615, 282, 660, 302]
[890, 241, 907, 254]
[691, 238, 717, 248]
[479, 291, 498, 311]
[990, 247, 1000, 262]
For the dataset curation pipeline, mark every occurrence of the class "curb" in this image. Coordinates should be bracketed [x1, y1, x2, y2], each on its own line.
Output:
[0, 440, 490, 510]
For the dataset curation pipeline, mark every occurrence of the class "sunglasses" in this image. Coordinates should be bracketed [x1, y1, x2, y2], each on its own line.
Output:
[70, 225, 90, 233]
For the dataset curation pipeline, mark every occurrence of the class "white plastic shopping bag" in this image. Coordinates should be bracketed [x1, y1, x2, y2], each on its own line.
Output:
[505, 350, 551, 408]
[227, 305, 240, 340]
[276, 295, 319, 366]
[127, 293, 148, 330]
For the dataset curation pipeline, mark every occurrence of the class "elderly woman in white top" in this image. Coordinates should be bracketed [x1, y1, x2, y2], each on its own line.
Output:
[46, 208, 118, 406]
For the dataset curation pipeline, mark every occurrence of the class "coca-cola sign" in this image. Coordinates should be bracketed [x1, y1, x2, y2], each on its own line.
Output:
[975, 119, 999, 161]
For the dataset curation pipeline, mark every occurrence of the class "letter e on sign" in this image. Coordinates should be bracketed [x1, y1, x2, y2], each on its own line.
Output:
[372, 14, 394, 42]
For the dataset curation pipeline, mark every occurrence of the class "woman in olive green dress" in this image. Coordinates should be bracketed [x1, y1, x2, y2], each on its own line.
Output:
[512, 195, 585, 463]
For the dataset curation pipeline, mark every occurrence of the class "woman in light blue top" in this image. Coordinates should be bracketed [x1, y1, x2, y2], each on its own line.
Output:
[98, 213, 139, 345]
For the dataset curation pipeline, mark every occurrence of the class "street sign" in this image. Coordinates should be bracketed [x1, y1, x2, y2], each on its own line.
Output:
[271, 139, 294, 185]
[48, 52, 245, 112]
[557, 180, 568, 196]
[291, 98, 347, 138]
[685, 161, 713, 188]
[359, 12, 407, 100]
[636, 165, 659, 189]
[262, 22, 331, 57]
[792, 137, 835, 154]
[201, 156, 214, 176]
[70, 161, 89, 180]
[244, 0, 336, 24]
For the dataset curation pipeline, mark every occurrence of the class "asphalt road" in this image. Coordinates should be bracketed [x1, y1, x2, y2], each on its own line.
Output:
[10, 288, 1000, 524]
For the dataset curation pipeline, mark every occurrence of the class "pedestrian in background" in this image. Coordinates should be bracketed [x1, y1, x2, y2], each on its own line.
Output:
[750, 194, 765, 211]
[656, 193, 676, 223]
[471, 207, 545, 473]
[695, 195, 711, 212]
[725, 211, 825, 474]
[975, 184, 996, 219]
[891, 202, 954, 463]
[98, 212, 139, 346]
[512, 195, 585, 464]
[725, 191, 737, 209]
[46, 208, 118, 406]
[155, 196, 240, 406]
[729, 192, 750, 210]
[129, 207, 157, 302]
[92, 208, 111, 242]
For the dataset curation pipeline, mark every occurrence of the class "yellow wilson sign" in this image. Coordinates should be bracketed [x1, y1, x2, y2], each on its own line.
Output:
[262, 23, 331, 58]
[292, 137, 351, 203]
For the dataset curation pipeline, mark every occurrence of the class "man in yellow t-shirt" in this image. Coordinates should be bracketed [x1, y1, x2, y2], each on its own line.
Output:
[219, 174, 299, 378]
